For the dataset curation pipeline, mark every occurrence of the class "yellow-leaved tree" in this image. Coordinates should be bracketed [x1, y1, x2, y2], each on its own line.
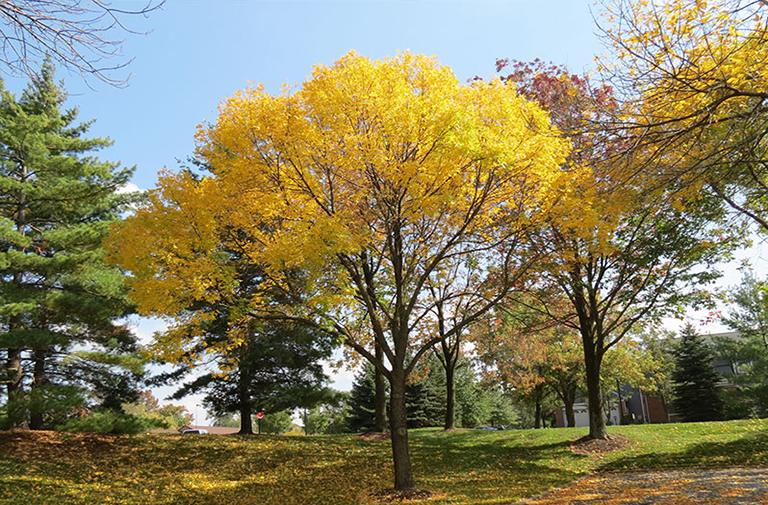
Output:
[110, 52, 569, 491]
[600, 0, 768, 230]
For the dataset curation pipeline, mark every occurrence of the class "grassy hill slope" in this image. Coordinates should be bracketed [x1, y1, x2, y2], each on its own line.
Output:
[2, 419, 768, 505]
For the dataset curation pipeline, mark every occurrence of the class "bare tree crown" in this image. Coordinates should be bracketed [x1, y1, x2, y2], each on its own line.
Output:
[0, 0, 162, 87]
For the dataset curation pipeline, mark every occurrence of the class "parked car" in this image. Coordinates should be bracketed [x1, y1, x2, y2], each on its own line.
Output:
[181, 429, 209, 435]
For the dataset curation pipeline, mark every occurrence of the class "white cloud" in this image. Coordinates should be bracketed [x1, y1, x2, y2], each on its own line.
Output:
[116, 182, 143, 194]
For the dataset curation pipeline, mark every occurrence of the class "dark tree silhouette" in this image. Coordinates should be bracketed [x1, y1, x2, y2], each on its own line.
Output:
[672, 324, 724, 422]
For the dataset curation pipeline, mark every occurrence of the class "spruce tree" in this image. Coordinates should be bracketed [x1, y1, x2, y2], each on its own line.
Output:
[454, 363, 489, 428]
[672, 323, 724, 422]
[142, 242, 337, 436]
[346, 363, 382, 433]
[0, 62, 139, 429]
[405, 356, 446, 428]
[168, 320, 336, 435]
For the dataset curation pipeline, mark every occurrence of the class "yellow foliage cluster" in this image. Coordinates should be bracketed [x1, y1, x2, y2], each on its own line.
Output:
[109, 51, 571, 361]
[107, 170, 245, 360]
[196, 52, 568, 267]
[545, 162, 640, 259]
[603, 0, 768, 195]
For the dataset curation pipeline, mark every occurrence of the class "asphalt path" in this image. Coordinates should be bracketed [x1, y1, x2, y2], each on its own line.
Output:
[517, 467, 768, 504]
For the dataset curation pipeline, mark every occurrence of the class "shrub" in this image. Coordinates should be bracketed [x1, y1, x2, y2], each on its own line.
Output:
[58, 410, 162, 434]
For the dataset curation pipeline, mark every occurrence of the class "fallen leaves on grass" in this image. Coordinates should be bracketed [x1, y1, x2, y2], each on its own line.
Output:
[3, 421, 768, 505]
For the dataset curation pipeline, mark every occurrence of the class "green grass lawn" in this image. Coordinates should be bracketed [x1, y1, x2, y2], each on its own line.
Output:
[2, 419, 768, 505]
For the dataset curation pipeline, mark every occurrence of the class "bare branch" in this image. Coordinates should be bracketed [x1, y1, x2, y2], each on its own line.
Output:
[0, 0, 163, 87]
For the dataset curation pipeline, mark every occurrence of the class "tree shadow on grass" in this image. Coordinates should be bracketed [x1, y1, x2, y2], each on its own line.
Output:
[155, 435, 396, 505]
[0, 430, 593, 505]
[408, 429, 590, 503]
[600, 429, 768, 471]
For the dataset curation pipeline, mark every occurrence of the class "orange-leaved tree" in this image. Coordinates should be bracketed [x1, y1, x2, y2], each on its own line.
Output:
[475, 298, 659, 429]
[111, 52, 569, 491]
[474, 301, 584, 428]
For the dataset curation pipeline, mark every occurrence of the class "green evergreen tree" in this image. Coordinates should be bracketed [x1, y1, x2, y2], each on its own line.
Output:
[167, 320, 336, 435]
[672, 323, 724, 422]
[346, 363, 384, 433]
[487, 387, 521, 428]
[0, 61, 140, 429]
[454, 363, 491, 428]
[405, 356, 446, 428]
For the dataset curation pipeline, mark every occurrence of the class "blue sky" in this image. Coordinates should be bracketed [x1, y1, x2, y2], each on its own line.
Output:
[4, 0, 605, 192]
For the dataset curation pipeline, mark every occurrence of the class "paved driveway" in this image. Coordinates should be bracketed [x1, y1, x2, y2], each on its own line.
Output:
[518, 467, 768, 504]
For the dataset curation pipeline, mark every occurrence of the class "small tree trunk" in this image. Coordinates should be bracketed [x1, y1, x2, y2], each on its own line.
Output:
[5, 347, 24, 429]
[563, 389, 576, 428]
[8, 188, 27, 430]
[660, 393, 671, 423]
[534, 396, 542, 429]
[237, 360, 254, 435]
[29, 350, 47, 430]
[389, 365, 414, 490]
[584, 351, 608, 439]
[374, 343, 387, 432]
[444, 361, 456, 430]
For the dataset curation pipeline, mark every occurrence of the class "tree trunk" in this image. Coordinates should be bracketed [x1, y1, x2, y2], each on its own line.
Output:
[616, 379, 625, 424]
[584, 350, 608, 439]
[5, 347, 24, 429]
[444, 361, 456, 430]
[29, 349, 47, 430]
[237, 361, 254, 435]
[374, 343, 387, 432]
[7, 168, 28, 430]
[534, 395, 542, 429]
[239, 405, 254, 435]
[563, 389, 576, 428]
[389, 366, 414, 490]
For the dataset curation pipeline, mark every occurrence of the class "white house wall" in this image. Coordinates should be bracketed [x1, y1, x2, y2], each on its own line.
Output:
[567, 403, 620, 428]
